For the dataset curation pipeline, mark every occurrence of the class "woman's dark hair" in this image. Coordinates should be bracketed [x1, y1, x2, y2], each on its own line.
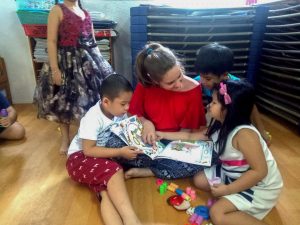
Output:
[195, 42, 234, 76]
[207, 80, 255, 155]
[135, 42, 182, 86]
[100, 74, 133, 100]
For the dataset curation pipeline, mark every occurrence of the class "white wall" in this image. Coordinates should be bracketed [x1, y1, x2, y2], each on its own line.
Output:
[83, 0, 149, 82]
[0, 0, 36, 103]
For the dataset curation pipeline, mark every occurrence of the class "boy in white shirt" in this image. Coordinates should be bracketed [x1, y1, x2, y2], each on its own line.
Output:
[66, 74, 143, 225]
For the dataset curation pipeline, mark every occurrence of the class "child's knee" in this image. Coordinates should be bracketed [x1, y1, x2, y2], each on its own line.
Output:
[0, 122, 25, 140]
[15, 123, 25, 139]
[193, 171, 210, 191]
[209, 204, 224, 225]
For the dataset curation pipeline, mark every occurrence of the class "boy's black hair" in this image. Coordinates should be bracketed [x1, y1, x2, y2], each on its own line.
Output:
[207, 80, 255, 155]
[100, 74, 133, 100]
[195, 43, 234, 76]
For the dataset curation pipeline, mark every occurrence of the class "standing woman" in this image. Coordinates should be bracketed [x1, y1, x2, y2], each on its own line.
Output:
[34, 0, 113, 154]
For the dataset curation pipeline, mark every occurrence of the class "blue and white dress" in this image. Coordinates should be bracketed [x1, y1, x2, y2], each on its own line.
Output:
[204, 125, 283, 219]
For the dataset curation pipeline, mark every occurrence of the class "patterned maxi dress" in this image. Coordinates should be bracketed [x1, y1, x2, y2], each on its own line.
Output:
[34, 4, 113, 124]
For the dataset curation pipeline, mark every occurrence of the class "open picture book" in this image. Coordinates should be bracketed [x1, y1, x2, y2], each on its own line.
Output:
[110, 116, 214, 166]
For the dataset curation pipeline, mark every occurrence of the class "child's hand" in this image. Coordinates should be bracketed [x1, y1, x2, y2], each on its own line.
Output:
[52, 69, 63, 86]
[210, 183, 230, 197]
[120, 146, 143, 160]
[0, 117, 12, 127]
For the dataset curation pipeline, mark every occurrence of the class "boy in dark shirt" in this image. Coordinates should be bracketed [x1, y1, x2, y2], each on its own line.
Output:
[194, 43, 271, 145]
[0, 92, 25, 140]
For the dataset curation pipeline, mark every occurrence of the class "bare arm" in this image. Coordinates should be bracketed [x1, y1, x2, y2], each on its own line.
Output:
[156, 129, 209, 141]
[91, 22, 96, 42]
[251, 105, 271, 145]
[212, 129, 268, 197]
[229, 129, 267, 192]
[47, 6, 62, 85]
[82, 139, 143, 160]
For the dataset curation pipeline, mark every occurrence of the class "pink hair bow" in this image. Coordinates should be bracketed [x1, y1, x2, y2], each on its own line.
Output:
[219, 82, 232, 105]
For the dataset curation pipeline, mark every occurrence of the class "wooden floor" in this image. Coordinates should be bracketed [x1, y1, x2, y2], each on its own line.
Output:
[0, 104, 299, 225]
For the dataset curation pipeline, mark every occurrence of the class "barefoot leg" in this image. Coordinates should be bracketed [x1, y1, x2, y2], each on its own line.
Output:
[125, 168, 154, 179]
[59, 123, 70, 155]
[107, 170, 142, 225]
[99, 191, 123, 225]
[210, 198, 268, 225]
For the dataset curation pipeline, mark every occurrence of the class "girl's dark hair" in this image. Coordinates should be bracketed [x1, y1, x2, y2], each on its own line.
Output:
[135, 42, 181, 86]
[207, 80, 255, 155]
[100, 74, 133, 100]
[195, 42, 234, 76]
[78, 0, 83, 9]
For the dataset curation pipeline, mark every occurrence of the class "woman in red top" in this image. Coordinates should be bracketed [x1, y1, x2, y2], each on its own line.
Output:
[124, 43, 209, 179]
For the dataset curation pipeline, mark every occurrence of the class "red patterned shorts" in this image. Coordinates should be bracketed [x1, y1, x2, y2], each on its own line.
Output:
[66, 151, 122, 192]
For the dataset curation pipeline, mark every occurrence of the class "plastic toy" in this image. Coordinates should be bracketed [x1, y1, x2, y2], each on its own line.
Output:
[187, 205, 210, 225]
[186, 186, 196, 200]
[167, 195, 191, 210]
[167, 182, 179, 192]
[208, 177, 221, 186]
[167, 183, 191, 201]
[207, 198, 217, 208]
[190, 190, 196, 200]
[175, 188, 191, 201]
[0, 109, 8, 127]
[159, 182, 168, 194]
[156, 178, 164, 186]
[0, 109, 8, 117]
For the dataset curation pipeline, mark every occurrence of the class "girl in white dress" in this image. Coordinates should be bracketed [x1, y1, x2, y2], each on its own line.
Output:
[156, 80, 283, 225]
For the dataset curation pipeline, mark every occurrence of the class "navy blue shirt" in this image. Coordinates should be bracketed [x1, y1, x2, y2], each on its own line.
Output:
[0, 92, 10, 109]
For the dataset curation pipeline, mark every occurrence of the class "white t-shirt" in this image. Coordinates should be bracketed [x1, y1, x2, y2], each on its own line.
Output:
[68, 101, 127, 156]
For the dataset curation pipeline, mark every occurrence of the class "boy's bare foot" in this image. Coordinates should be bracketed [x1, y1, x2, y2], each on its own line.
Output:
[124, 168, 154, 179]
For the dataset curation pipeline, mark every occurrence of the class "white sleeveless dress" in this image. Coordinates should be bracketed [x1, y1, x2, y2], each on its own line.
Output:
[204, 125, 283, 219]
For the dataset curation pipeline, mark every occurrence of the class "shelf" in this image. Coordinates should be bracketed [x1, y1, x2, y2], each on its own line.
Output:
[28, 33, 115, 83]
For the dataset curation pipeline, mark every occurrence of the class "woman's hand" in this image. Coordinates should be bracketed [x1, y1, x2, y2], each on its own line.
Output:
[142, 120, 156, 145]
[120, 146, 143, 160]
[155, 131, 164, 140]
[52, 69, 63, 85]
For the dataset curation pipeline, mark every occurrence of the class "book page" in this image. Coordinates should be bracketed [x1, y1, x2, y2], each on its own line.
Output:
[112, 116, 164, 159]
[155, 140, 214, 166]
[110, 123, 129, 145]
